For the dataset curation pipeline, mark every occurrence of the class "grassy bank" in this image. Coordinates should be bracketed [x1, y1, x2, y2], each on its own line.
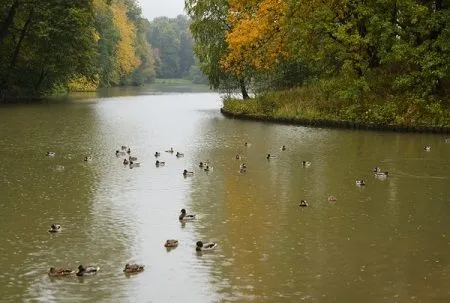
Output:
[222, 81, 450, 132]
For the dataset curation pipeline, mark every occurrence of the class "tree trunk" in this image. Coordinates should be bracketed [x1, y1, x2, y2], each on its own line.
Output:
[240, 79, 249, 99]
[0, 0, 20, 46]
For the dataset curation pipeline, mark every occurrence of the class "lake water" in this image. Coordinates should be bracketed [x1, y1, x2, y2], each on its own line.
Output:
[0, 91, 449, 302]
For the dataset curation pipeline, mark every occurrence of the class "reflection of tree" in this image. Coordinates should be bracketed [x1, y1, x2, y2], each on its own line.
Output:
[188, 117, 450, 301]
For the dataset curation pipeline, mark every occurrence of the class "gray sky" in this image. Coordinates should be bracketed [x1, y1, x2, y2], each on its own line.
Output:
[138, 0, 186, 21]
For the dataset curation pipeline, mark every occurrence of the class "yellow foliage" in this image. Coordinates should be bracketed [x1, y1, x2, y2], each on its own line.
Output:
[111, 1, 141, 76]
[222, 0, 288, 75]
[68, 75, 100, 92]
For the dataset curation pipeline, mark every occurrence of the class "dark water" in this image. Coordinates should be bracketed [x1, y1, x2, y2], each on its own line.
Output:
[0, 91, 449, 302]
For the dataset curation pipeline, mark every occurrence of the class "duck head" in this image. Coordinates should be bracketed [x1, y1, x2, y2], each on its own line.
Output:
[196, 241, 203, 248]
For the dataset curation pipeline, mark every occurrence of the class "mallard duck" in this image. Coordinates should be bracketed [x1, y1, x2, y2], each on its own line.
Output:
[46, 152, 56, 157]
[183, 169, 194, 176]
[176, 152, 184, 158]
[126, 148, 131, 154]
[196, 241, 217, 251]
[155, 160, 165, 167]
[116, 150, 126, 156]
[154, 152, 160, 157]
[55, 165, 65, 172]
[165, 147, 174, 153]
[123, 158, 129, 165]
[179, 208, 196, 221]
[424, 145, 431, 151]
[302, 161, 311, 167]
[204, 165, 213, 172]
[372, 167, 381, 172]
[129, 156, 137, 161]
[328, 196, 337, 202]
[356, 180, 366, 186]
[299, 200, 309, 207]
[123, 263, 144, 274]
[84, 156, 93, 162]
[48, 267, 74, 277]
[235, 154, 241, 160]
[239, 163, 247, 170]
[244, 142, 251, 147]
[281, 145, 286, 151]
[129, 161, 140, 168]
[48, 224, 61, 233]
[266, 153, 276, 159]
[76, 265, 100, 276]
[199, 161, 205, 168]
[374, 171, 388, 178]
[121, 145, 127, 150]
[164, 239, 179, 248]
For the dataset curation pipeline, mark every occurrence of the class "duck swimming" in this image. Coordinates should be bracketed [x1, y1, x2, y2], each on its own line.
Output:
[48, 267, 74, 277]
[164, 239, 179, 248]
[46, 152, 56, 157]
[299, 200, 309, 207]
[123, 158, 129, 165]
[302, 161, 311, 167]
[281, 145, 286, 151]
[48, 224, 61, 233]
[372, 167, 381, 172]
[165, 147, 174, 153]
[356, 180, 366, 186]
[84, 156, 93, 162]
[235, 154, 241, 160]
[123, 263, 144, 274]
[176, 152, 184, 158]
[179, 208, 196, 221]
[129, 161, 140, 168]
[266, 154, 276, 159]
[155, 160, 165, 167]
[328, 196, 337, 202]
[121, 145, 127, 150]
[196, 241, 217, 252]
[116, 150, 126, 156]
[154, 152, 161, 157]
[183, 169, 194, 177]
[239, 163, 247, 170]
[424, 145, 431, 151]
[76, 265, 100, 276]
[204, 165, 213, 172]
[129, 156, 137, 161]
[126, 148, 131, 154]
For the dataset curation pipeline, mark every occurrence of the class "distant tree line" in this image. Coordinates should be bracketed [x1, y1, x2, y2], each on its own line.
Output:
[0, 0, 204, 102]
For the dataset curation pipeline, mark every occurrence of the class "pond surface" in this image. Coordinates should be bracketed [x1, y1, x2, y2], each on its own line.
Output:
[0, 91, 449, 302]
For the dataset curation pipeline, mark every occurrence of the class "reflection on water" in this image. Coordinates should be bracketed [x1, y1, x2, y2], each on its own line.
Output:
[0, 91, 449, 302]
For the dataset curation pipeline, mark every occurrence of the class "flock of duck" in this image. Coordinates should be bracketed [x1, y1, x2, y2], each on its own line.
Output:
[45, 140, 442, 277]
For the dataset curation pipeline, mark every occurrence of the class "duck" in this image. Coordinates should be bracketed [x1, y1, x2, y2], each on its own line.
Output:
[123, 158, 129, 165]
[302, 161, 311, 167]
[424, 145, 431, 151]
[281, 145, 286, 151]
[445, 138, 450, 143]
[356, 180, 366, 186]
[84, 156, 93, 162]
[179, 208, 196, 221]
[235, 154, 241, 160]
[196, 241, 217, 252]
[165, 147, 174, 153]
[266, 153, 276, 159]
[48, 267, 74, 277]
[76, 265, 100, 276]
[154, 152, 161, 157]
[155, 160, 165, 167]
[244, 142, 251, 147]
[164, 239, 179, 248]
[299, 200, 309, 207]
[204, 165, 213, 172]
[129, 156, 137, 161]
[176, 152, 184, 158]
[199, 161, 205, 168]
[46, 151, 56, 157]
[116, 150, 126, 156]
[372, 167, 381, 172]
[239, 163, 247, 170]
[374, 171, 389, 178]
[129, 161, 140, 168]
[126, 148, 131, 154]
[328, 196, 337, 202]
[48, 224, 61, 233]
[123, 263, 144, 274]
[183, 169, 194, 177]
[121, 145, 127, 151]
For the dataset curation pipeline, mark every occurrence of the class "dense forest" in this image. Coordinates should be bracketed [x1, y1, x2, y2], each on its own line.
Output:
[0, 0, 203, 102]
[187, 0, 450, 126]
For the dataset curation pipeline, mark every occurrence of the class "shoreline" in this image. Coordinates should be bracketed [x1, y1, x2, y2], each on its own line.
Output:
[220, 108, 450, 134]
